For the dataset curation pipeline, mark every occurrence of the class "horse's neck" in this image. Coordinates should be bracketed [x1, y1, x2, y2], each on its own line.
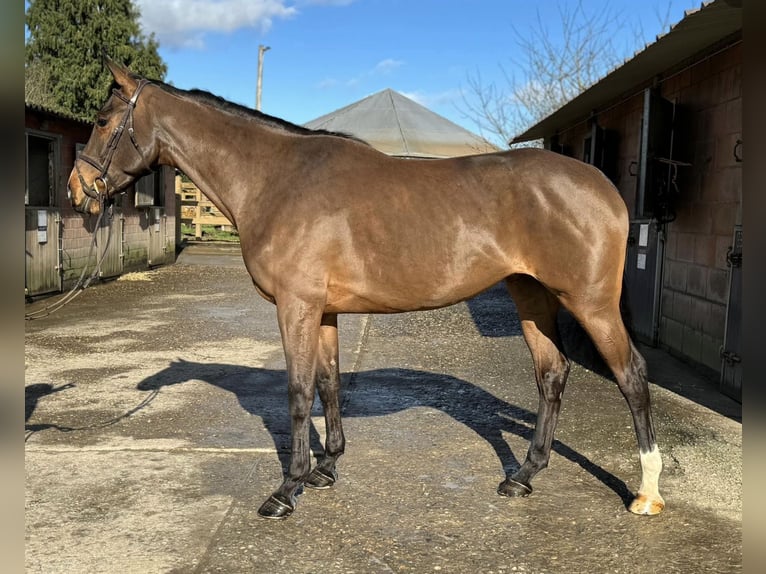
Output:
[155, 93, 280, 224]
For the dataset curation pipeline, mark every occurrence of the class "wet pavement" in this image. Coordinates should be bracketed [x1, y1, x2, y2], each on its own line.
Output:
[25, 242, 742, 573]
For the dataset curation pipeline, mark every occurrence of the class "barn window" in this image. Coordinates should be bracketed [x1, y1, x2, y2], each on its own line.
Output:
[583, 122, 618, 184]
[134, 168, 166, 208]
[635, 88, 690, 221]
[548, 134, 573, 157]
[26, 132, 59, 207]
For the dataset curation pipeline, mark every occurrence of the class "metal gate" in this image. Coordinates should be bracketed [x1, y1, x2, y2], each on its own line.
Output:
[146, 207, 168, 266]
[25, 208, 61, 297]
[624, 219, 664, 345]
[720, 225, 742, 401]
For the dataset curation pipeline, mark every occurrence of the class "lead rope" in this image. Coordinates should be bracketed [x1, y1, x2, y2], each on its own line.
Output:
[25, 385, 160, 442]
[25, 201, 115, 320]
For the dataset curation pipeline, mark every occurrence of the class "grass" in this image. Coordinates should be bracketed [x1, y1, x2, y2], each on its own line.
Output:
[181, 224, 240, 242]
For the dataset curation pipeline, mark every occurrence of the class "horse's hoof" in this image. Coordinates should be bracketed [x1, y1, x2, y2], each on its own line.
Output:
[257, 494, 296, 519]
[497, 478, 533, 498]
[305, 467, 337, 490]
[628, 493, 665, 515]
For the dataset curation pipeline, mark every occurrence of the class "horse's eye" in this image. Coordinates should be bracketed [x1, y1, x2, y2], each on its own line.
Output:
[96, 118, 108, 127]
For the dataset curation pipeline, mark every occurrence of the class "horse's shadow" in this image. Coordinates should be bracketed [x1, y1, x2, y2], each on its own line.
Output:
[25, 383, 77, 438]
[136, 360, 634, 507]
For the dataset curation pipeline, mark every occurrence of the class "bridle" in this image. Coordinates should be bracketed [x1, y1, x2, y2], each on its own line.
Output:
[74, 78, 152, 213]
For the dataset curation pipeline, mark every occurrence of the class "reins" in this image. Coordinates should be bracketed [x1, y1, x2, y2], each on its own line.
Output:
[25, 79, 151, 321]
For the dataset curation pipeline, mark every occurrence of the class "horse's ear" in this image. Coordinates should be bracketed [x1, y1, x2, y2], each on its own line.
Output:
[103, 53, 136, 91]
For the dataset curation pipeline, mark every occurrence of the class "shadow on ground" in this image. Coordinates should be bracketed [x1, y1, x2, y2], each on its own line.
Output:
[466, 283, 620, 377]
[466, 283, 741, 422]
[115, 360, 637, 509]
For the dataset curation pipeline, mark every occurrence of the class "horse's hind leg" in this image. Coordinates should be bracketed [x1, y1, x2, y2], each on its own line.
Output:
[499, 274, 571, 497]
[567, 302, 665, 515]
[305, 313, 346, 489]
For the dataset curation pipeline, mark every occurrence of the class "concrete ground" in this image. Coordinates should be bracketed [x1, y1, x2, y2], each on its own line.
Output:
[25, 243, 742, 574]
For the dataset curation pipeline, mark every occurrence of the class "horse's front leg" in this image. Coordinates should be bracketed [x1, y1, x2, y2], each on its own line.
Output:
[258, 297, 323, 519]
[305, 313, 346, 489]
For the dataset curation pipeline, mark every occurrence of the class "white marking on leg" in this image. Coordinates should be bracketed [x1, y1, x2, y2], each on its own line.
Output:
[638, 444, 663, 497]
[629, 444, 665, 515]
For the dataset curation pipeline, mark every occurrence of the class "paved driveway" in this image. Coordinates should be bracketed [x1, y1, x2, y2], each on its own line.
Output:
[25, 243, 742, 573]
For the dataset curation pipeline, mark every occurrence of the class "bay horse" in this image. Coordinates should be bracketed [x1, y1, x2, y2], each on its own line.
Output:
[68, 58, 664, 520]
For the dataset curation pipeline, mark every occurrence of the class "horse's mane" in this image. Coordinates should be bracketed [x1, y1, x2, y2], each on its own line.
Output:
[123, 74, 367, 144]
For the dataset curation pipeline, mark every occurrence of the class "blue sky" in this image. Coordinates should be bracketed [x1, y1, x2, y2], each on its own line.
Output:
[36, 1, 701, 146]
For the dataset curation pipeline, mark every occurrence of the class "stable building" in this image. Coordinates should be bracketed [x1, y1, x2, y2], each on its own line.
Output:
[25, 104, 177, 298]
[511, 0, 742, 399]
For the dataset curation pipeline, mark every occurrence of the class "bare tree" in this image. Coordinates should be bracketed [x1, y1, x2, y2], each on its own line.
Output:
[460, 1, 672, 148]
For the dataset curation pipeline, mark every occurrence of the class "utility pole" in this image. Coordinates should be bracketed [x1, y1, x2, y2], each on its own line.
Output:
[256, 45, 270, 111]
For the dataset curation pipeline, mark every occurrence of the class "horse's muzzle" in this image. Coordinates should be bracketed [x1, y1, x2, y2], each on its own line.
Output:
[67, 171, 99, 214]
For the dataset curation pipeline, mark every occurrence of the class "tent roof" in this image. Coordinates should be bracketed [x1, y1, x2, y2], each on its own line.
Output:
[305, 89, 498, 158]
[511, 0, 742, 144]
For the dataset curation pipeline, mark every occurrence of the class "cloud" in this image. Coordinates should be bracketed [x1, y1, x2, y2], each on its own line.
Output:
[134, 0, 359, 48]
[372, 59, 404, 74]
[302, 0, 356, 5]
[316, 78, 340, 89]
[134, 0, 298, 49]
[318, 58, 405, 89]
[400, 88, 463, 108]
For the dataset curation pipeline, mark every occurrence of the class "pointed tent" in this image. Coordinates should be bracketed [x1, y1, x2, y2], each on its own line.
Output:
[304, 89, 498, 158]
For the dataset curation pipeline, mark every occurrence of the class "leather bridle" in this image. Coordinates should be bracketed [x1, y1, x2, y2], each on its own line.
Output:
[74, 79, 152, 212]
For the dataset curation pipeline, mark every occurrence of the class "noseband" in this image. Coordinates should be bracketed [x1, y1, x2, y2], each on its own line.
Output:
[75, 79, 152, 212]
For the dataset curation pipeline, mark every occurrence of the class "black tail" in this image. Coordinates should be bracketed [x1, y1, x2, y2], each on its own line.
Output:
[619, 275, 636, 341]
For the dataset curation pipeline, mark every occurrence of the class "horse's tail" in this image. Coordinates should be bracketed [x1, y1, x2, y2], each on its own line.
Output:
[619, 275, 636, 342]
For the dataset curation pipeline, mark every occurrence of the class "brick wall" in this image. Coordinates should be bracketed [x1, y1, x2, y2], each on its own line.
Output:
[658, 42, 741, 372]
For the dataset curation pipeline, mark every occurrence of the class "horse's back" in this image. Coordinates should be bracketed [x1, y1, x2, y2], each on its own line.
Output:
[245, 144, 630, 312]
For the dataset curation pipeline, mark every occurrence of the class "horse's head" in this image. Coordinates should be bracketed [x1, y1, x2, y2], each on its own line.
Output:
[68, 57, 157, 215]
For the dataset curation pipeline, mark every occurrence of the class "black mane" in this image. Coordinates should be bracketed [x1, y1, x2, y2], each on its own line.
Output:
[135, 76, 366, 144]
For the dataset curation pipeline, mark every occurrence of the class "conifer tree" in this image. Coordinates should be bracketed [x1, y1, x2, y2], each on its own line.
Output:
[25, 0, 166, 120]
